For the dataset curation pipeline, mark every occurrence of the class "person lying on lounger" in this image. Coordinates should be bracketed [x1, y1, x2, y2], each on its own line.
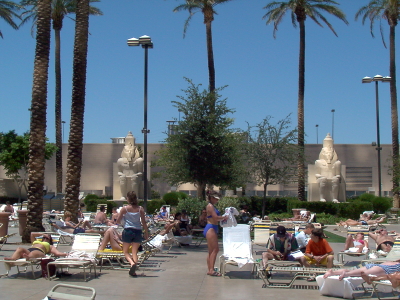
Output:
[4, 234, 67, 260]
[338, 213, 385, 227]
[98, 221, 177, 251]
[361, 271, 400, 288]
[369, 228, 395, 253]
[342, 232, 369, 253]
[323, 260, 400, 281]
[61, 211, 103, 235]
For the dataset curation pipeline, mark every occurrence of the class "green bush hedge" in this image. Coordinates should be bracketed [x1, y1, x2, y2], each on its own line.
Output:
[176, 198, 207, 226]
[372, 197, 392, 214]
[162, 191, 189, 206]
[146, 199, 166, 215]
[83, 194, 118, 213]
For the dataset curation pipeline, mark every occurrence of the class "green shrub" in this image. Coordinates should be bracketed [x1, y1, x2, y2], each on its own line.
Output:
[146, 199, 166, 215]
[315, 213, 342, 225]
[215, 197, 241, 217]
[162, 192, 181, 206]
[337, 200, 373, 220]
[151, 190, 161, 199]
[357, 193, 376, 202]
[372, 197, 392, 214]
[83, 198, 117, 213]
[176, 197, 207, 226]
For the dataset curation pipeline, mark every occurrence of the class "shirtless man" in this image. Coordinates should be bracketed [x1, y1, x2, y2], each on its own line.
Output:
[369, 228, 395, 253]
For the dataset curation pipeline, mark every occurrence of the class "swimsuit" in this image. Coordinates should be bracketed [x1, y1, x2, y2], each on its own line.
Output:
[28, 247, 45, 254]
[377, 241, 394, 251]
[203, 224, 219, 237]
[366, 263, 400, 274]
[203, 205, 220, 237]
[32, 241, 51, 253]
[360, 221, 368, 225]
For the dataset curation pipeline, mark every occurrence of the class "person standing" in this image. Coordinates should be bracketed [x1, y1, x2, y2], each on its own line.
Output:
[203, 190, 228, 277]
[116, 191, 149, 277]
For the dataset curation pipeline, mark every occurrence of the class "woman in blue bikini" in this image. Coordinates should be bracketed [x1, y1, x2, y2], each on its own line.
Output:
[204, 190, 228, 277]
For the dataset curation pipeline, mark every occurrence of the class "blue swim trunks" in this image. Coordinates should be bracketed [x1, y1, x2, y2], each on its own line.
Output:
[122, 228, 143, 244]
[366, 263, 400, 274]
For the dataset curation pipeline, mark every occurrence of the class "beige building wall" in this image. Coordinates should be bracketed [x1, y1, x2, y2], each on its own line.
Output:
[0, 143, 393, 199]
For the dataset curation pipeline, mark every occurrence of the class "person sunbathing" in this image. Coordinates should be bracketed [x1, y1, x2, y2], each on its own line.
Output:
[93, 205, 114, 226]
[98, 221, 177, 251]
[4, 234, 67, 260]
[342, 232, 369, 253]
[369, 228, 395, 253]
[338, 213, 385, 227]
[361, 271, 400, 288]
[323, 260, 400, 281]
[60, 211, 103, 235]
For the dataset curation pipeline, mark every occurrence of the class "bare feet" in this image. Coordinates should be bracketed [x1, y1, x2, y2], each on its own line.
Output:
[338, 270, 347, 281]
[323, 269, 333, 279]
[4, 257, 13, 260]
[361, 271, 372, 284]
[388, 273, 400, 288]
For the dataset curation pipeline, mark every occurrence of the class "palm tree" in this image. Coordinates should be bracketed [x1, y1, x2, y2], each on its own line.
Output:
[263, 0, 348, 201]
[23, 0, 51, 243]
[356, 0, 400, 208]
[20, 0, 102, 195]
[173, 0, 233, 94]
[63, 0, 89, 221]
[0, 0, 22, 38]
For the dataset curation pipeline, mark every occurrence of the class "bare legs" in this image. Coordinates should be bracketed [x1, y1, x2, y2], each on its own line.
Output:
[323, 266, 388, 280]
[99, 229, 122, 251]
[4, 247, 45, 260]
[206, 228, 219, 275]
[361, 271, 400, 288]
[122, 242, 141, 276]
[344, 235, 354, 251]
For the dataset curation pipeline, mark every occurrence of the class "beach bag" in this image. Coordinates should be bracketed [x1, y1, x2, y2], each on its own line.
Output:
[40, 258, 56, 278]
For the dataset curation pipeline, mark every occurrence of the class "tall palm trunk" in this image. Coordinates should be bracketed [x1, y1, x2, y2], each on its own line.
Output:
[54, 26, 63, 194]
[64, 0, 89, 222]
[23, 0, 52, 242]
[204, 6, 215, 94]
[389, 23, 400, 208]
[297, 16, 306, 201]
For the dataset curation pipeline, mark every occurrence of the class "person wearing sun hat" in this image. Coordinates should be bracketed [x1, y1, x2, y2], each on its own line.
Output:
[262, 225, 306, 269]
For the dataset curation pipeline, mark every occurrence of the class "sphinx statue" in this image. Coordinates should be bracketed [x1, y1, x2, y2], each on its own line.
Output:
[117, 132, 143, 200]
[314, 133, 342, 202]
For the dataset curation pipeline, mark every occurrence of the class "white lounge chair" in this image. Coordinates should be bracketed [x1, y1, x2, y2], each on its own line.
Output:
[47, 233, 101, 281]
[219, 224, 254, 278]
[45, 283, 96, 300]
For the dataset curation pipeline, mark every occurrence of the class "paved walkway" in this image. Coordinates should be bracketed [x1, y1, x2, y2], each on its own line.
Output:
[0, 224, 399, 299]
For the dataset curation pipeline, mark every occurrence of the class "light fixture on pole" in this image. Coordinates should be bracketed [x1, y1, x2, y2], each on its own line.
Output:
[316, 124, 319, 144]
[362, 74, 391, 197]
[127, 35, 153, 212]
[62, 121, 66, 143]
[331, 109, 335, 139]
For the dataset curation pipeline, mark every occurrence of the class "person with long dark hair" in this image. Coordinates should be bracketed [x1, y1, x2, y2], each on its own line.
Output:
[116, 191, 149, 277]
[4, 234, 67, 260]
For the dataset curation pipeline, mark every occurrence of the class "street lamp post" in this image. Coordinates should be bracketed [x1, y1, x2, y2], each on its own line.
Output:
[331, 109, 335, 139]
[127, 35, 153, 212]
[62, 121, 66, 143]
[316, 124, 319, 144]
[362, 75, 391, 197]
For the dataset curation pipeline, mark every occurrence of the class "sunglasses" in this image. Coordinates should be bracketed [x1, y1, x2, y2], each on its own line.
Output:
[42, 236, 50, 240]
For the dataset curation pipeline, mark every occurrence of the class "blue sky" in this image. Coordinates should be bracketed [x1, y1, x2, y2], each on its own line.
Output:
[0, 0, 397, 145]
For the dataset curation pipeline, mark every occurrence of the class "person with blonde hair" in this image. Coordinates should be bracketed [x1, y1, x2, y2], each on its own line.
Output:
[116, 191, 149, 277]
[204, 190, 228, 277]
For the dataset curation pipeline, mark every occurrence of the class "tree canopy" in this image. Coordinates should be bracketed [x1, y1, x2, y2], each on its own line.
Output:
[245, 115, 298, 216]
[155, 79, 246, 198]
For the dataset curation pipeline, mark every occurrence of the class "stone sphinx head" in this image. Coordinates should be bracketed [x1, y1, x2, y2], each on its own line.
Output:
[319, 133, 338, 164]
[121, 131, 140, 161]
